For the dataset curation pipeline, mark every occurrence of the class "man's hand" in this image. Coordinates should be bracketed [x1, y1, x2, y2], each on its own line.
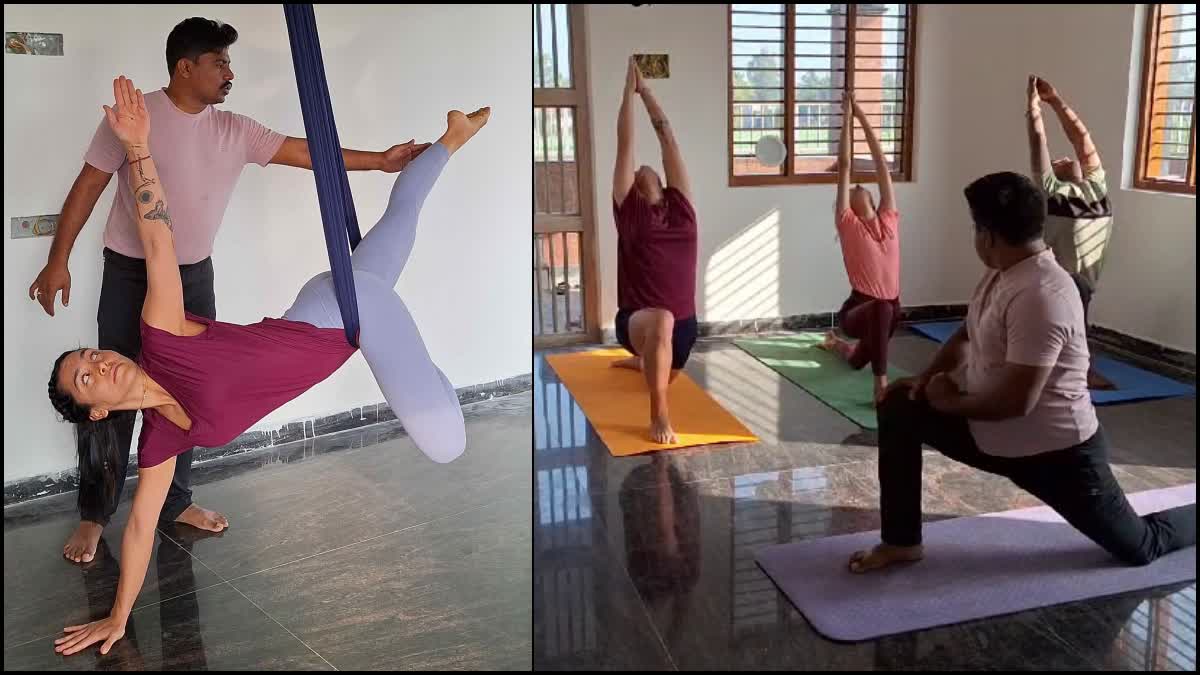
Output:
[54, 615, 126, 656]
[883, 372, 934, 402]
[1027, 75, 1042, 113]
[1034, 76, 1060, 105]
[29, 262, 72, 317]
[380, 140, 432, 173]
[924, 372, 961, 412]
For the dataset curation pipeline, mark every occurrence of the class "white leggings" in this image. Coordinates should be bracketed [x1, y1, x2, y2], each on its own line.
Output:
[283, 143, 465, 463]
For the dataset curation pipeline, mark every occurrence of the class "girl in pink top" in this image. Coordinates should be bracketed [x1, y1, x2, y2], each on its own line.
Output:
[46, 76, 490, 656]
[822, 91, 902, 404]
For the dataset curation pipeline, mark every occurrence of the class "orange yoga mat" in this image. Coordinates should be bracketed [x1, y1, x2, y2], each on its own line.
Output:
[545, 348, 759, 456]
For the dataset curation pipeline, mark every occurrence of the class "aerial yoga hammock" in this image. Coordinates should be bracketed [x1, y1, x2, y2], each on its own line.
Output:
[44, 5, 481, 658]
[279, 3, 468, 463]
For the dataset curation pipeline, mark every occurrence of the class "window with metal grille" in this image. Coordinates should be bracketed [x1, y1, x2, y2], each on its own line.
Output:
[728, 3, 917, 186]
[1135, 3, 1196, 194]
[534, 3, 595, 341]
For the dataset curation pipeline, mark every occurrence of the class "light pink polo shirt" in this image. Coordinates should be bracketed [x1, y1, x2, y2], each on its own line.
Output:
[84, 88, 286, 265]
[963, 249, 1098, 457]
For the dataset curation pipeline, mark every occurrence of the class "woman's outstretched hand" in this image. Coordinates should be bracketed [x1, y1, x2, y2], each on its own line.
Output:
[54, 614, 126, 656]
[103, 76, 150, 149]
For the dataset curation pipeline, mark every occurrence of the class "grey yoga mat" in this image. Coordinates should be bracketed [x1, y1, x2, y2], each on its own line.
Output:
[755, 484, 1197, 642]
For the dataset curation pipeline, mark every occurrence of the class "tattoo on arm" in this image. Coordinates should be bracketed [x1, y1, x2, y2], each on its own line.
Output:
[144, 199, 173, 232]
[652, 118, 669, 135]
[128, 155, 158, 194]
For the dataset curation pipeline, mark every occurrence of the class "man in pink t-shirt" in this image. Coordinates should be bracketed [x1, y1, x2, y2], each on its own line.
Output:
[27, 18, 426, 567]
[847, 171, 1195, 574]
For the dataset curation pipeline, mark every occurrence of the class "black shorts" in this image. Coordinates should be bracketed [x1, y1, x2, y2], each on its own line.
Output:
[614, 308, 699, 370]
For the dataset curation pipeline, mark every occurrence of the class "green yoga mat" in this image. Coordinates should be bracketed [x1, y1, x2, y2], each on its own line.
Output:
[734, 333, 909, 429]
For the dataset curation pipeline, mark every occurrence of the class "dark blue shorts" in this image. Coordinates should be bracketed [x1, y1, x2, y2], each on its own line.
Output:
[614, 308, 698, 370]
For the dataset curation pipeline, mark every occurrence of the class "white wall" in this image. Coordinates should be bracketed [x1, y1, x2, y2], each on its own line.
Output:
[586, 4, 974, 330]
[939, 3, 1196, 352]
[4, 4, 532, 483]
[584, 4, 1195, 351]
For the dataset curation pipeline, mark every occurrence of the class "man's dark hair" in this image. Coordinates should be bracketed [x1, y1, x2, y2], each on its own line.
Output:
[964, 171, 1046, 246]
[165, 17, 238, 78]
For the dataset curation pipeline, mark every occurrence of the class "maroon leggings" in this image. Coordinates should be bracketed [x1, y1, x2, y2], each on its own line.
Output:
[837, 290, 901, 376]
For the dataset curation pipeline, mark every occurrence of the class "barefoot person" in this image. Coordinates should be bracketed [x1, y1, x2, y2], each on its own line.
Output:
[1025, 75, 1115, 389]
[50, 76, 488, 656]
[609, 56, 698, 444]
[822, 91, 902, 404]
[849, 171, 1195, 574]
[29, 18, 429, 566]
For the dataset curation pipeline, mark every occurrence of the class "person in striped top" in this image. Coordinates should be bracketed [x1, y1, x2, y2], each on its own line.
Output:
[1025, 75, 1115, 390]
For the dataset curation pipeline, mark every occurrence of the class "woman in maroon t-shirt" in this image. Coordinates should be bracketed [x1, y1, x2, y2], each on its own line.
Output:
[609, 57, 699, 445]
[45, 76, 489, 657]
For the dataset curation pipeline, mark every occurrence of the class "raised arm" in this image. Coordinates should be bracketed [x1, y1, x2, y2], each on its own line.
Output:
[637, 80, 692, 202]
[104, 76, 185, 335]
[614, 57, 638, 204]
[836, 91, 852, 215]
[851, 93, 896, 212]
[1037, 77, 1102, 172]
[269, 137, 429, 173]
[1026, 76, 1053, 181]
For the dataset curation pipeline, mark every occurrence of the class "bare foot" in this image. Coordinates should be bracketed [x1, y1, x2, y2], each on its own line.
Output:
[1087, 367, 1117, 391]
[650, 415, 677, 444]
[63, 521, 103, 563]
[440, 107, 491, 154]
[611, 356, 642, 371]
[175, 504, 229, 533]
[848, 543, 924, 573]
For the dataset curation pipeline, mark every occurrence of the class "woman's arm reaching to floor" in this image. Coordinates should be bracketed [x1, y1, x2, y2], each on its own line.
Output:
[56, 458, 176, 655]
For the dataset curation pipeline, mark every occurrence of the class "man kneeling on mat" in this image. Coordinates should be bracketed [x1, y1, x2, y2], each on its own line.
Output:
[609, 56, 698, 444]
[849, 171, 1195, 574]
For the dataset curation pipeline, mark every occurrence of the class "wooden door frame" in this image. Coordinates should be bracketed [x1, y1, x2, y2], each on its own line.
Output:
[534, 4, 601, 348]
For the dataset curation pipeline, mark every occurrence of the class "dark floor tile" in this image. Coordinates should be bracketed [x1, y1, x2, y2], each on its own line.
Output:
[535, 333, 1197, 670]
[227, 493, 530, 671]
[167, 398, 531, 581]
[3, 504, 225, 650]
[3, 583, 332, 671]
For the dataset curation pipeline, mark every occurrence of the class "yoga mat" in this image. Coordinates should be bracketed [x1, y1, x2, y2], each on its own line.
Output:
[545, 349, 758, 456]
[734, 334, 910, 429]
[908, 321, 1196, 404]
[756, 484, 1197, 642]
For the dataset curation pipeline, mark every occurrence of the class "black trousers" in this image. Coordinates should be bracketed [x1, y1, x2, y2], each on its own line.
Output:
[876, 387, 1196, 565]
[81, 248, 217, 526]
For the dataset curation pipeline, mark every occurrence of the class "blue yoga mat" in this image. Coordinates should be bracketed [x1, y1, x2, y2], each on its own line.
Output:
[908, 321, 1195, 405]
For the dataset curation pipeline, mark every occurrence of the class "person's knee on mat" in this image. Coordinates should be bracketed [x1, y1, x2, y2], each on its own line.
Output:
[645, 309, 674, 345]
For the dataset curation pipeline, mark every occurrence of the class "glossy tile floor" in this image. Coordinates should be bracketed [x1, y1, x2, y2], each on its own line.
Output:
[533, 331, 1197, 671]
[4, 392, 532, 671]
